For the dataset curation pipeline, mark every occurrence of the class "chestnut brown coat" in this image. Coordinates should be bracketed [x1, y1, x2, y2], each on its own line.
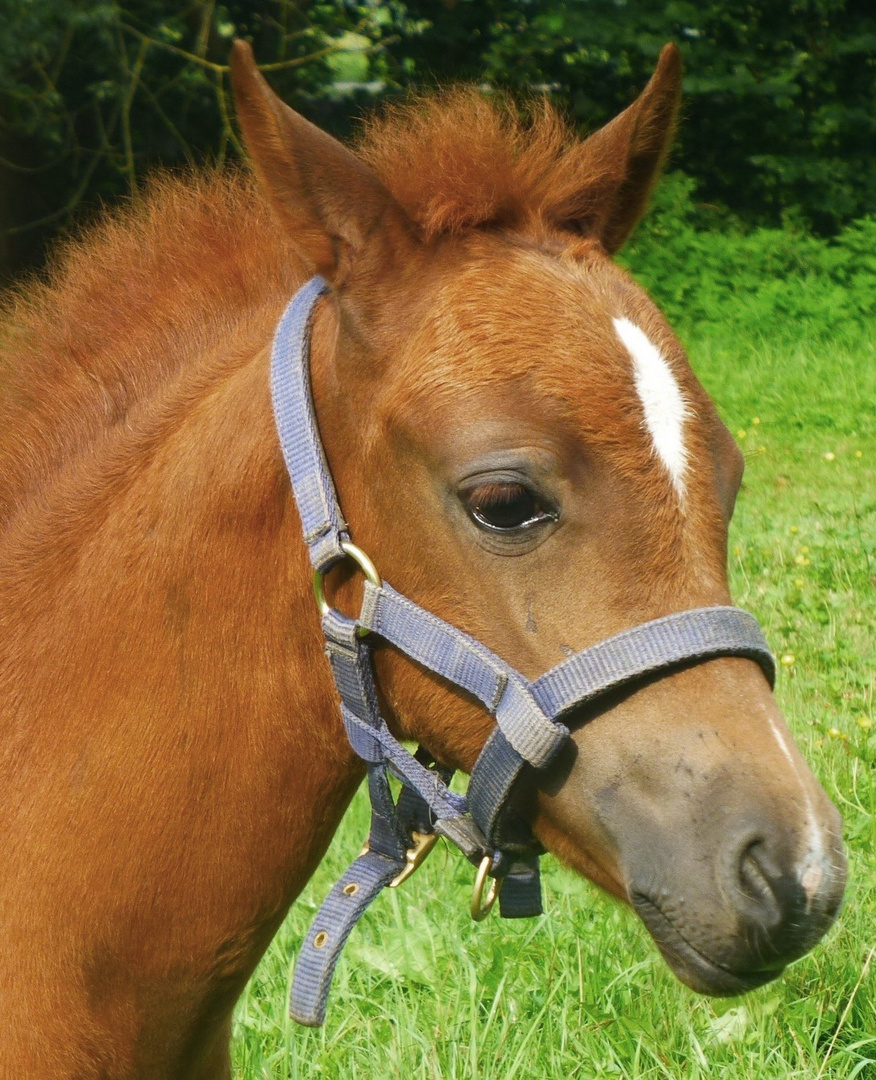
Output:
[0, 42, 844, 1078]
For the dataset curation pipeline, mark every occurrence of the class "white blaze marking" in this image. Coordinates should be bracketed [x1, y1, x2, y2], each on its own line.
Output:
[613, 317, 689, 498]
[765, 711, 826, 902]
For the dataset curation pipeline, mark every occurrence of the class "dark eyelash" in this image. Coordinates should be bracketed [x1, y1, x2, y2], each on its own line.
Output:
[464, 480, 557, 533]
[468, 481, 529, 506]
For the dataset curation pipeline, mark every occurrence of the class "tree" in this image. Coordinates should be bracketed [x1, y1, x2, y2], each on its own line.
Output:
[1, 0, 874, 282]
[380, 0, 876, 233]
[0, 0, 393, 279]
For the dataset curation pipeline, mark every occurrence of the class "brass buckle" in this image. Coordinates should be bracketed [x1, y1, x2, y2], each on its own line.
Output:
[470, 854, 501, 921]
[313, 540, 381, 637]
[389, 831, 440, 889]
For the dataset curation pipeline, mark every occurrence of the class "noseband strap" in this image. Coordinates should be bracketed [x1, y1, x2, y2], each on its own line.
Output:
[272, 278, 776, 1026]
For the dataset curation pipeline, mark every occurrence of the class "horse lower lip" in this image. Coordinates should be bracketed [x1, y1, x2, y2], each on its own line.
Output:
[631, 894, 783, 996]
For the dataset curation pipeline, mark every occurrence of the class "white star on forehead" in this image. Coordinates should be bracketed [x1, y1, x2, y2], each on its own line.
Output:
[613, 316, 689, 498]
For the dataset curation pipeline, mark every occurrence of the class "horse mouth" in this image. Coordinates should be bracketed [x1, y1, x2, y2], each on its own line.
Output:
[631, 893, 783, 997]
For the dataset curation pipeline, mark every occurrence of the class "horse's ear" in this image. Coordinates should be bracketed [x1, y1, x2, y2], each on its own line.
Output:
[229, 40, 414, 282]
[544, 43, 682, 254]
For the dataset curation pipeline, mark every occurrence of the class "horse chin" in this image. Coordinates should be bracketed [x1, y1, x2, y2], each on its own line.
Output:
[630, 892, 785, 997]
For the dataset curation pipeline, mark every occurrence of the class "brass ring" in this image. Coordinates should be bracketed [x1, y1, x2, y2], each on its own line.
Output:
[470, 854, 501, 922]
[313, 541, 382, 636]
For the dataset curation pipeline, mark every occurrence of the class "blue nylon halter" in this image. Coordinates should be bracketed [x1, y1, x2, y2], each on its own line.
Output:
[272, 276, 776, 1026]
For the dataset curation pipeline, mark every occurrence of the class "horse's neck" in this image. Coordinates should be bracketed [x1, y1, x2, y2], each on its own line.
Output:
[0, 331, 361, 940]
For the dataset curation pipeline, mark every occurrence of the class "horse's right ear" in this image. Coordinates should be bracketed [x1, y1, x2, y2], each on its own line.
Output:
[230, 41, 414, 283]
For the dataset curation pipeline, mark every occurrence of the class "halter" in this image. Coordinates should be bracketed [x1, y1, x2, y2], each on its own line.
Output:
[273, 276, 776, 1026]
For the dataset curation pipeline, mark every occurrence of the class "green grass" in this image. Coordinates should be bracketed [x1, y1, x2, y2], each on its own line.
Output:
[232, 328, 876, 1079]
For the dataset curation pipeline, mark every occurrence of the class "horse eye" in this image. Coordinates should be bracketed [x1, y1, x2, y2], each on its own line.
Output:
[466, 481, 554, 532]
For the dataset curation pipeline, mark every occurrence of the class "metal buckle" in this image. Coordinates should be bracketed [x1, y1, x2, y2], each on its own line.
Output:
[470, 854, 501, 921]
[389, 831, 440, 888]
[313, 540, 381, 637]
[358, 833, 439, 889]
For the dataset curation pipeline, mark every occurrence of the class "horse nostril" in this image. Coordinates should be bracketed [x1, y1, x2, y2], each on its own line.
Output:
[738, 840, 774, 905]
[729, 829, 845, 971]
[735, 837, 785, 930]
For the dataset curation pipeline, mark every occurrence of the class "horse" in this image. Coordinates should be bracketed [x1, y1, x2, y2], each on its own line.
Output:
[0, 39, 845, 1077]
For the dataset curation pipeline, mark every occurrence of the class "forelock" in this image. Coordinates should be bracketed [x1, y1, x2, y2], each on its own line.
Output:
[357, 88, 592, 240]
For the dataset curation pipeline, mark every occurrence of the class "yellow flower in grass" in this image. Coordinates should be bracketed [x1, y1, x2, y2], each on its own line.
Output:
[823, 451, 835, 461]
[752, 417, 761, 426]
[737, 428, 747, 439]
[827, 727, 848, 741]
[854, 450, 862, 459]
[780, 653, 796, 667]
[858, 716, 872, 731]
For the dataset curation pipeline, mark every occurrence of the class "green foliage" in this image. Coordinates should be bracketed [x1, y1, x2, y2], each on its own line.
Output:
[1, 0, 875, 280]
[382, 0, 876, 233]
[0, 0, 394, 274]
[623, 174, 876, 346]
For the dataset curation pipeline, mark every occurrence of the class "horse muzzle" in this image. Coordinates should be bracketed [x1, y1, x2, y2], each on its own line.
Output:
[630, 813, 847, 995]
[535, 655, 847, 997]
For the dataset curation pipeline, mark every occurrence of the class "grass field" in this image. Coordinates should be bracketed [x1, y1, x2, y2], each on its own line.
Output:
[232, 324, 875, 1078]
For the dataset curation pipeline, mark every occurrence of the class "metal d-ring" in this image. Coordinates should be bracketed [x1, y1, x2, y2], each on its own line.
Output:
[470, 854, 501, 922]
[313, 540, 382, 636]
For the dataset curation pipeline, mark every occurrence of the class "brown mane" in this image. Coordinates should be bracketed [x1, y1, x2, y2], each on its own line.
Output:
[0, 173, 292, 527]
[0, 89, 584, 528]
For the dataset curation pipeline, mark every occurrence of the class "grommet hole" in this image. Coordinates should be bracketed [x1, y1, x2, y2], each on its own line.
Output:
[343, 883, 359, 896]
[313, 931, 328, 949]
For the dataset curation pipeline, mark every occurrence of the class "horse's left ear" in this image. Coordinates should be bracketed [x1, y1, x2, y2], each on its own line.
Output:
[229, 40, 415, 282]
[544, 43, 682, 253]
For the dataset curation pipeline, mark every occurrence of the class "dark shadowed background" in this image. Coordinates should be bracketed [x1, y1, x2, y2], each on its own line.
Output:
[1, 0, 874, 285]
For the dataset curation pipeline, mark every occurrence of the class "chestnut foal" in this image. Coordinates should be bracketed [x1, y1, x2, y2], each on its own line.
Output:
[0, 41, 844, 1077]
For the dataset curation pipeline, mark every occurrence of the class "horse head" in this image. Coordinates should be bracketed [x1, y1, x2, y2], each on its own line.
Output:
[231, 42, 845, 998]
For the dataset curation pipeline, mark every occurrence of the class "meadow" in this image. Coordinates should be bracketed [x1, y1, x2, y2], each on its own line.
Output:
[232, 215, 875, 1079]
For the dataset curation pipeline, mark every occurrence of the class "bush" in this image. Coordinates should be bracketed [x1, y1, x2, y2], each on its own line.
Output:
[623, 173, 876, 346]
